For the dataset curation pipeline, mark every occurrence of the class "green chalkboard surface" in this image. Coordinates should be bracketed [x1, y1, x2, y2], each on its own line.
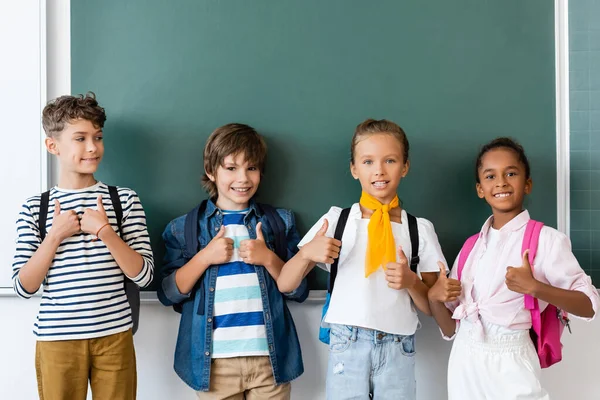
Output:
[72, 0, 556, 291]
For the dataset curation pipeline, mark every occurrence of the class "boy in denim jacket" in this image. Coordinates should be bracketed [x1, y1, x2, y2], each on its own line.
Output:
[158, 123, 308, 399]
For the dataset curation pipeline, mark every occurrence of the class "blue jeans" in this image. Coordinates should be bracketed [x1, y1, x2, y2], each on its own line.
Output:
[326, 324, 416, 400]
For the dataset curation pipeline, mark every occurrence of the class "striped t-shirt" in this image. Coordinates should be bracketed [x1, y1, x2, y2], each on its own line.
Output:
[12, 182, 154, 341]
[212, 209, 269, 358]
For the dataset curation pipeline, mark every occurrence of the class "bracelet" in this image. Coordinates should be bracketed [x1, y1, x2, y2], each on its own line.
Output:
[94, 223, 111, 241]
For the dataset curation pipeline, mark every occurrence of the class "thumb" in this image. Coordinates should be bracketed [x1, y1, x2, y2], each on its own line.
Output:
[437, 261, 448, 279]
[316, 219, 329, 236]
[53, 199, 61, 216]
[97, 195, 106, 214]
[397, 245, 408, 263]
[215, 225, 226, 239]
[256, 222, 264, 241]
[522, 249, 531, 268]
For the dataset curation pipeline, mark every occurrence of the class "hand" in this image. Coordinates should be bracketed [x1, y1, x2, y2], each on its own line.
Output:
[299, 219, 341, 264]
[505, 250, 539, 295]
[80, 196, 111, 237]
[428, 261, 462, 302]
[385, 245, 418, 290]
[239, 222, 274, 266]
[47, 199, 81, 242]
[200, 225, 234, 265]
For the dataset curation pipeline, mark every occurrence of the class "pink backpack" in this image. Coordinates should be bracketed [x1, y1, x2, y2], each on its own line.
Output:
[457, 220, 570, 368]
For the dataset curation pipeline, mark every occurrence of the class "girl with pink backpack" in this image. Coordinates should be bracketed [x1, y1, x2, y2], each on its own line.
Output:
[428, 137, 599, 400]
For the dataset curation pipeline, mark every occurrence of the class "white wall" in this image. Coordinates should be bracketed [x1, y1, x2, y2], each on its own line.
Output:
[1, 1, 600, 399]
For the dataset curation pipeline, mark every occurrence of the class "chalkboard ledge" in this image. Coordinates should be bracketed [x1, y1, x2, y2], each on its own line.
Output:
[0, 288, 329, 303]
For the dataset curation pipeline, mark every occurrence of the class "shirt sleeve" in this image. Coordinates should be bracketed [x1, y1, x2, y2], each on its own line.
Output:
[120, 190, 154, 288]
[12, 200, 42, 298]
[538, 228, 599, 321]
[297, 207, 342, 272]
[415, 217, 448, 276]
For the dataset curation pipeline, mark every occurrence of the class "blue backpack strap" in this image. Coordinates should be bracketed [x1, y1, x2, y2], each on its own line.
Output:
[406, 213, 420, 273]
[174, 200, 207, 315]
[258, 203, 287, 261]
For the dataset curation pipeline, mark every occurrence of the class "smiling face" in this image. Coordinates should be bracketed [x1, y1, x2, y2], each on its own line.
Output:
[206, 152, 261, 210]
[45, 118, 104, 187]
[350, 133, 409, 204]
[476, 147, 532, 219]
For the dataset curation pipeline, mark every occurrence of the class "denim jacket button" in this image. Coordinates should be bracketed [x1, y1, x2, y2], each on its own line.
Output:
[205, 352, 210, 356]
[209, 287, 215, 292]
[207, 318, 212, 323]
[265, 313, 270, 320]
[269, 345, 274, 352]
[214, 226, 219, 231]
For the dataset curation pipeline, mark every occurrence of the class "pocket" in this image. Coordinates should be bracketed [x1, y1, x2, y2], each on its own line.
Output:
[397, 334, 416, 357]
[329, 324, 352, 353]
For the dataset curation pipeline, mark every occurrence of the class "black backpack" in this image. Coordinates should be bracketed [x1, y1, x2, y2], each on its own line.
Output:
[38, 186, 141, 334]
[319, 207, 420, 344]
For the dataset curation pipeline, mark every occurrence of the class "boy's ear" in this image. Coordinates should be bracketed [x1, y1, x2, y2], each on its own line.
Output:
[476, 183, 485, 199]
[45, 137, 58, 155]
[204, 168, 216, 182]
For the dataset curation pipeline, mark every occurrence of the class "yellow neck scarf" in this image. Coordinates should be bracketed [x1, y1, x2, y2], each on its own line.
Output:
[359, 191, 399, 277]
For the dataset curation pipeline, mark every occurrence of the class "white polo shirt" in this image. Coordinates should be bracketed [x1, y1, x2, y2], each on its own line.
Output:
[298, 203, 446, 335]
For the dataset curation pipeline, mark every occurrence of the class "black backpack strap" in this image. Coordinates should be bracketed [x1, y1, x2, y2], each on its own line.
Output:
[328, 208, 351, 294]
[258, 204, 287, 262]
[107, 186, 123, 235]
[39, 190, 51, 241]
[407, 213, 420, 273]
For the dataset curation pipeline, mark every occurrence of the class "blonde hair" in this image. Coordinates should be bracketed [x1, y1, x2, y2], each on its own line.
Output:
[351, 119, 409, 164]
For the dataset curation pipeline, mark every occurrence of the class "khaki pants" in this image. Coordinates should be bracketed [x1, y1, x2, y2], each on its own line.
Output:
[35, 329, 137, 400]
[197, 356, 291, 400]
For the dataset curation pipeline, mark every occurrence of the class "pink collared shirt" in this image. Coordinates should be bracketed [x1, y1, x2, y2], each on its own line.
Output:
[444, 210, 599, 339]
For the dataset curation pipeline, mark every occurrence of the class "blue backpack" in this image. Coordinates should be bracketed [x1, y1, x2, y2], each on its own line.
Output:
[319, 208, 421, 344]
[172, 200, 308, 314]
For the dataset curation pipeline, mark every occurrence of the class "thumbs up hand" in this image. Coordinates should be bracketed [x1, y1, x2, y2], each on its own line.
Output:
[47, 199, 81, 243]
[385, 246, 418, 290]
[300, 219, 342, 264]
[505, 250, 539, 295]
[202, 225, 234, 265]
[81, 195, 111, 238]
[239, 222, 273, 266]
[428, 261, 462, 303]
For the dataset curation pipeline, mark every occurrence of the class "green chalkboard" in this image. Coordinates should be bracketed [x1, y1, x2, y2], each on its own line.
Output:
[72, 0, 556, 291]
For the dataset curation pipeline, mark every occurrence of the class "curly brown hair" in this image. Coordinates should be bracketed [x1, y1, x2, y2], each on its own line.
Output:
[202, 123, 267, 198]
[42, 92, 106, 137]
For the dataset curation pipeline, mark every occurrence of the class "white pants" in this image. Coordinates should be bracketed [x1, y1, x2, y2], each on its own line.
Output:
[448, 320, 550, 400]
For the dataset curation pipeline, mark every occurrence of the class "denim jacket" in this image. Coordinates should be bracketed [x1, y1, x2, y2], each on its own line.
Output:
[157, 198, 309, 391]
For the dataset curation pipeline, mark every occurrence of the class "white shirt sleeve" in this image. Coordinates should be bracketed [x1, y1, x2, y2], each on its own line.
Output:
[297, 206, 342, 272]
[415, 217, 448, 275]
[538, 227, 599, 321]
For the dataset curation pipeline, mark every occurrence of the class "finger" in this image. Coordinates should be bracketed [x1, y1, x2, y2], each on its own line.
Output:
[54, 199, 61, 216]
[437, 261, 448, 278]
[255, 222, 265, 241]
[224, 238, 234, 245]
[97, 195, 106, 215]
[215, 225, 226, 239]
[522, 249, 531, 268]
[316, 219, 329, 236]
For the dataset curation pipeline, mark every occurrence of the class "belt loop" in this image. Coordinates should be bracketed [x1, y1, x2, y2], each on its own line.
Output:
[350, 326, 358, 341]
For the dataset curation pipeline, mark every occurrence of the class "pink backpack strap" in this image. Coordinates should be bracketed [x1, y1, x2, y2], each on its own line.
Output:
[522, 220, 544, 327]
[457, 234, 480, 281]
